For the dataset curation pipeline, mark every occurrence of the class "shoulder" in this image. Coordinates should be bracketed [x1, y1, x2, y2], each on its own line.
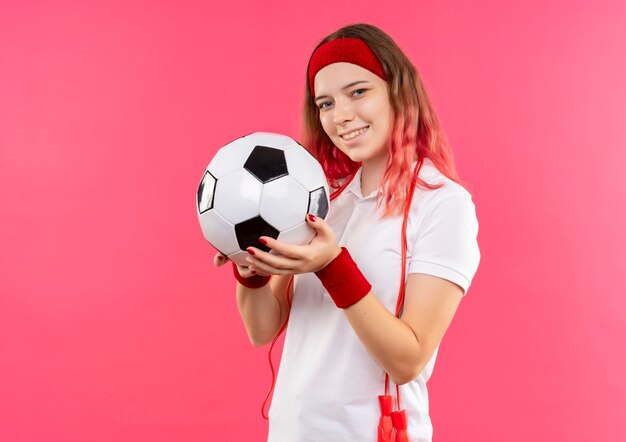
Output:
[406, 160, 481, 294]
[409, 158, 475, 216]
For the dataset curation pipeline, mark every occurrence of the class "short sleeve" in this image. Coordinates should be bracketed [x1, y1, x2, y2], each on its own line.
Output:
[408, 193, 481, 295]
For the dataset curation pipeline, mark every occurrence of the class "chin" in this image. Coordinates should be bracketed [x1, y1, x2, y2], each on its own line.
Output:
[347, 152, 365, 162]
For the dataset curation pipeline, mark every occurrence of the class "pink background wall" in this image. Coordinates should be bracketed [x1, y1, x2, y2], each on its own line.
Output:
[2, 1, 625, 440]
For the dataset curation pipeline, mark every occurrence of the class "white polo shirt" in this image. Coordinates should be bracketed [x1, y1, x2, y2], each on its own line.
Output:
[268, 158, 481, 442]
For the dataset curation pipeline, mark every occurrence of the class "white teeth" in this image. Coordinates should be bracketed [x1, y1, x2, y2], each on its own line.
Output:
[341, 127, 368, 140]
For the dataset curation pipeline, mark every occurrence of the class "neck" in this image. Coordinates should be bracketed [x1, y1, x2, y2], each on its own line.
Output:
[360, 156, 388, 196]
[359, 153, 419, 196]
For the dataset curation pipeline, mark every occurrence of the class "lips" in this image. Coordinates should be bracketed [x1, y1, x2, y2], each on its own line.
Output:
[340, 126, 369, 140]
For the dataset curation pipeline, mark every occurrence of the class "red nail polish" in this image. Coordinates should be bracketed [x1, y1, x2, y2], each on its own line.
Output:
[217, 256, 223, 261]
[308, 214, 316, 222]
[259, 238, 267, 245]
[247, 248, 256, 256]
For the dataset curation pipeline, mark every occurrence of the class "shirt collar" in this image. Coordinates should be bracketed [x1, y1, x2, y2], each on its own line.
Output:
[344, 159, 430, 200]
[345, 166, 379, 200]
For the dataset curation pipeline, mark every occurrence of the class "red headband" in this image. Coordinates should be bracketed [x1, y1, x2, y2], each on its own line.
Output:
[307, 37, 387, 96]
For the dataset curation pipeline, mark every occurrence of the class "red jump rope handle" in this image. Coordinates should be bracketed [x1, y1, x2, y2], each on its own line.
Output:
[377, 395, 394, 442]
[392, 409, 409, 442]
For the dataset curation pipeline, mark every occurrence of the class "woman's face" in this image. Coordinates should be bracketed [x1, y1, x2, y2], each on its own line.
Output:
[313, 62, 393, 166]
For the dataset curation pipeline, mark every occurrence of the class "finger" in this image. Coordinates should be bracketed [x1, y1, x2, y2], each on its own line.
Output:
[246, 254, 292, 276]
[236, 263, 257, 278]
[249, 260, 290, 276]
[306, 213, 327, 234]
[214, 253, 229, 267]
[258, 236, 303, 259]
[234, 260, 270, 278]
[307, 214, 337, 245]
[247, 247, 300, 272]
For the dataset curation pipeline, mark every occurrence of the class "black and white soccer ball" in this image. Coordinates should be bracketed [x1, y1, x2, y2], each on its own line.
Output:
[196, 132, 330, 267]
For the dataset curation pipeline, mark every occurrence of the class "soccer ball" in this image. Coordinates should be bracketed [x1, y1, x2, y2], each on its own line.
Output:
[196, 132, 330, 267]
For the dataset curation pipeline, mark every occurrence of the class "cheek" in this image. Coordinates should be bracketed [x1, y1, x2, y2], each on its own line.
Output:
[362, 97, 389, 126]
[319, 114, 335, 137]
[378, 101, 394, 136]
[384, 106, 395, 136]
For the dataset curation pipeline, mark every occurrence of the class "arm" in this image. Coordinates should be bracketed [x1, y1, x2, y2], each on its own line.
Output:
[359, 192, 479, 383]
[242, 215, 465, 383]
[236, 273, 294, 347]
[342, 273, 463, 385]
[214, 253, 293, 347]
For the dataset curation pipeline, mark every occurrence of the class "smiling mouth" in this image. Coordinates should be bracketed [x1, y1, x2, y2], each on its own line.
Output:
[340, 126, 369, 140]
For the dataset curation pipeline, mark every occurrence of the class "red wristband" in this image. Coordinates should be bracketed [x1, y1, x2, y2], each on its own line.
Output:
[231, 262, 271, 289]
[314, 247, 372, 308]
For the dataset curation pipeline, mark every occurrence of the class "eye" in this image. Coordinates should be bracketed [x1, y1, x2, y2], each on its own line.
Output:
[318, 101, 333, 110]
[352, 88, 367, 97]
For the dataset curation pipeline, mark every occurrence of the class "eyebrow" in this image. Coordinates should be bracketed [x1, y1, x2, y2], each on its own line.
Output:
[314, 81, 370, 102]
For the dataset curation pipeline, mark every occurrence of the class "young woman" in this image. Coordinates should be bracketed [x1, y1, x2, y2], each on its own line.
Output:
[214, 23, 480, 442]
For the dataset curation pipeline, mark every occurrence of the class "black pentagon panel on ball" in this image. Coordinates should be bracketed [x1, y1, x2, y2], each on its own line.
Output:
[235, 216, 280, 253]
[308, 187, 329, 219]
[244, 145, 288, 183]
[197, 171, 217, 214]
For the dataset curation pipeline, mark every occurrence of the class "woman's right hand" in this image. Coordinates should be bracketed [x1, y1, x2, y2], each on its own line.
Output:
[213, 252, 270, 278]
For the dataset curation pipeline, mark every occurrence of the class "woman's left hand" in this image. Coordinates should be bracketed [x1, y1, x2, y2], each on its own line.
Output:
[245, 214, 342, 276]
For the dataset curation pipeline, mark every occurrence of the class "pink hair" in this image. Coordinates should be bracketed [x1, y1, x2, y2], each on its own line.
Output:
[301, 24, 469, 219]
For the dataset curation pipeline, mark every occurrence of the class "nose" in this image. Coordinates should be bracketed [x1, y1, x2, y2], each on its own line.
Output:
[332, 98, 354, 126]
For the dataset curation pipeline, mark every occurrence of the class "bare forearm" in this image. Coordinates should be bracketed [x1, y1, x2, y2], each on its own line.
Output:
[343, 292, 422, 385]
[236, 282, 282, 347]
